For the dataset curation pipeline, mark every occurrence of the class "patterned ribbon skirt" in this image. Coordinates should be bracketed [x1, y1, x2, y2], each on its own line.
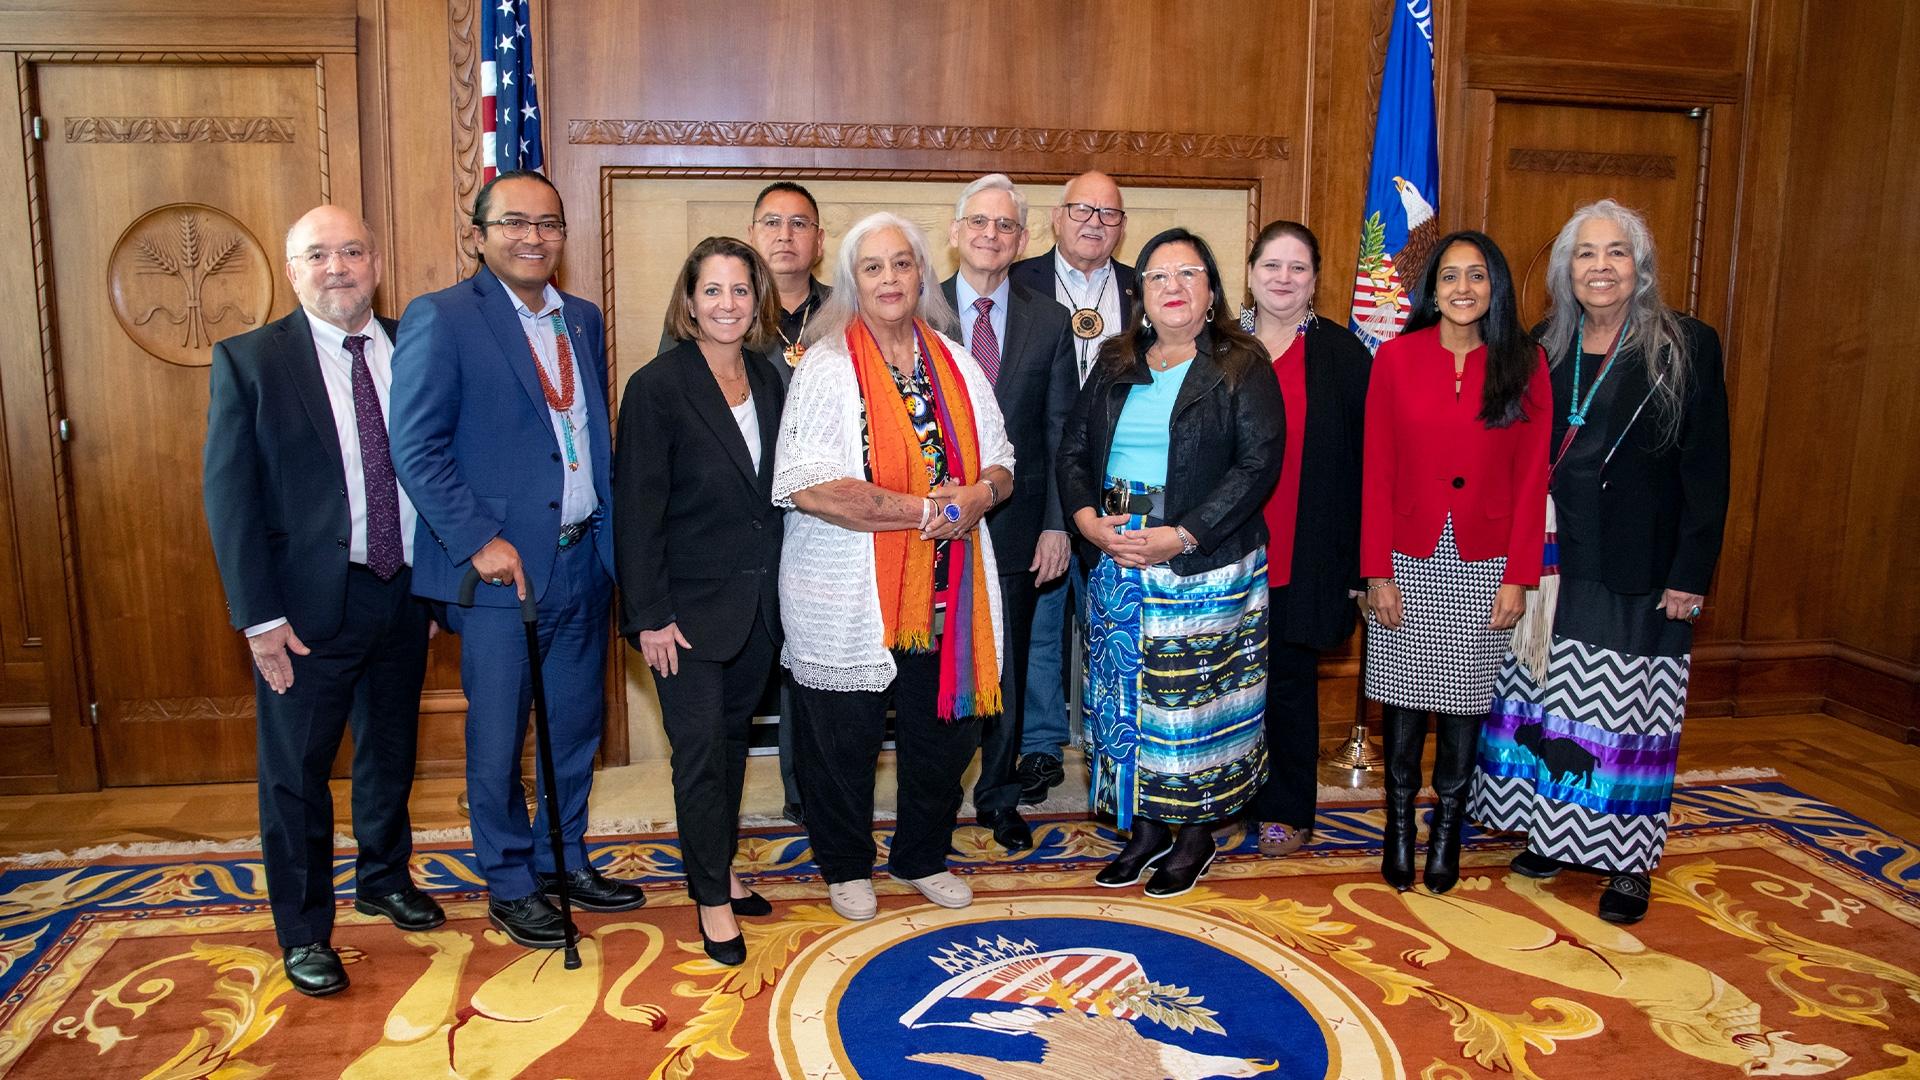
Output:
[1084, 477, 1270, 829]
[1470, 623, 1689, 874]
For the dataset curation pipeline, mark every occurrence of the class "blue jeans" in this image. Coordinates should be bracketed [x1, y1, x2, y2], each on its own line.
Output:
[1021, 553, 1080, 756]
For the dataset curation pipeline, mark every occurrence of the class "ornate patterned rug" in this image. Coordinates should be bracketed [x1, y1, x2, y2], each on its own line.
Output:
[0, 779, 1914, 1080]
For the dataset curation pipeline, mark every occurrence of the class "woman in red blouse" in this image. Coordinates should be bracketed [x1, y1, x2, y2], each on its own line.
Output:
[1361, 230, 1549, 895]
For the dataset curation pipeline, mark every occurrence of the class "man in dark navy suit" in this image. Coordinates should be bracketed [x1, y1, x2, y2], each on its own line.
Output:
[204, 205, 444, 998]
[941, 175, 1078, 853]
[1006, 171, 1137, 806]
[390, 171, 644, 952]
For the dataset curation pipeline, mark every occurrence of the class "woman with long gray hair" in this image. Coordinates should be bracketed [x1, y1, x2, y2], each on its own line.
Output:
[1469, 199, 1730, 924]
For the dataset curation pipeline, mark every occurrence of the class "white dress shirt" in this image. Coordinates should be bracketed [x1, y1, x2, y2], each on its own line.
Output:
[245, 311, 419, 638]
[1052, 249, 1124, 386]
[732, 393, 761, 474]
[504, 279, 599, 526]
[955, 272, 1011, 360]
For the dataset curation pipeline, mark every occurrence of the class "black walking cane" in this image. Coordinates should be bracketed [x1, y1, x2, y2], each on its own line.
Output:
[459, 564, 582, 969]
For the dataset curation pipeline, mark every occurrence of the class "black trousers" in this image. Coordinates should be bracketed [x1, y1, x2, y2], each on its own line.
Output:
[1248, 637, 1323, 830]
[256, 564, 430, 948]
[653, 612, 779, 906]
[972, 570, 1039, 813]
[792, 650, 983, 883]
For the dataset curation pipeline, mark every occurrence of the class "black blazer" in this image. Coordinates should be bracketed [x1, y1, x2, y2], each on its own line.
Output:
[940, 275, 1078, 572]
[203, 307, 401, 641]
[1546, 316, 1730, 596]
[614, 340, 785, 661]
[1270, 319, 1374, 650]
[1058, 330, 1286, 577]
[1009, 249, 1138, 328]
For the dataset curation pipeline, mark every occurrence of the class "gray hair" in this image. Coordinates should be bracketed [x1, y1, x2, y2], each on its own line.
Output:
[1539, 199, 1692, 442]
[953, 173, 1029, 224]
[804, 212, 959, 347]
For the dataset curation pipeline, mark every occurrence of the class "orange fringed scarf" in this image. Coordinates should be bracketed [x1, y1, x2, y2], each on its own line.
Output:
[847, 318, 1002, 719]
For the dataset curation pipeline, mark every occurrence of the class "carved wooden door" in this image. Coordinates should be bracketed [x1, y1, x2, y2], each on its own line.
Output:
[34, 59, 337, 784]
[1483, 102, 1706, 327]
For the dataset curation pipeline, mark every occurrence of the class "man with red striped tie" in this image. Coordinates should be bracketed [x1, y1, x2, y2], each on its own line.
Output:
[941, 175, 1079, 853]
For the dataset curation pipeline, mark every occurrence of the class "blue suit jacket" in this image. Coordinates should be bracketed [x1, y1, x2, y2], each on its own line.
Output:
[389, 265, 617, 606]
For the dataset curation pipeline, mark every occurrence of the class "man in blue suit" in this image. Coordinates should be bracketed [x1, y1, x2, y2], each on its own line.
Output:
[390, 170, 643, 949]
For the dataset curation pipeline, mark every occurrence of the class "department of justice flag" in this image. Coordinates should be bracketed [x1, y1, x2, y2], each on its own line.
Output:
[481, 0, 544, 180]
[1349, 0, 1440, 352]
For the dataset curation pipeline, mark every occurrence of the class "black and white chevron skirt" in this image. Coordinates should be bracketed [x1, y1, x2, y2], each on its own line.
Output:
[1470, 576, 1693, 873]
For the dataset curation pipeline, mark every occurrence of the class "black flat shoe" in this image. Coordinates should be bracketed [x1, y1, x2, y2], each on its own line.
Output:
[730, 890, 772, 917]
[541, 865, 647, 912]
[1509, 850, 1565, 880]
[699, 911, 746, 966]
[977, 807, 1033, 853]
[354, 886, 446, 931]
[283, 942, 348, 997]
[1598, 873, 1652, 924]
[1144, 845, 1216, 898]
[1095, 825, 1174, 888]
[489, 893, 579, 950]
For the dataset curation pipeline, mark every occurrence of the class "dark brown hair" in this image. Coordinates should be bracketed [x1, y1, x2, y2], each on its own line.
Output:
[1243, 220, 1320, 309]
[663, 237, 781, 349]
[1098, 227, 1265, 387]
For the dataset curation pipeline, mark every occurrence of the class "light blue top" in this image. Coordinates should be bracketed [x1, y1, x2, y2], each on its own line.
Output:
[1105, 360, 1192, 486]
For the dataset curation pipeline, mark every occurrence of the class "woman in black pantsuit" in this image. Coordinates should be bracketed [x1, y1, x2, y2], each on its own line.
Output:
[615, 236, 786, 966]
[1237, 221, 1373, 857]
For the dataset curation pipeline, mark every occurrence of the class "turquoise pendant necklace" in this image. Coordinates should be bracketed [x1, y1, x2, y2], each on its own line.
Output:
[1568, 313, 1629, 427]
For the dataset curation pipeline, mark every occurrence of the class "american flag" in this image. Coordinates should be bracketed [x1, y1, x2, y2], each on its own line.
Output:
[480, 0, 543, 180]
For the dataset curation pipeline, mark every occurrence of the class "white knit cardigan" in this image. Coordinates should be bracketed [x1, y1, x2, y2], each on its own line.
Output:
[772, 329, 1016, 693]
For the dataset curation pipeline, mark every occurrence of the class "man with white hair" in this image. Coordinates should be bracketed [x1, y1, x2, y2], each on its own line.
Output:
[941, 175, 1077, 852]
[1007, 171, 1137, 806]
[204, 205, 443, 998]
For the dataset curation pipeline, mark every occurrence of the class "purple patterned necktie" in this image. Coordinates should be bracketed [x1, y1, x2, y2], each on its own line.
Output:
[971, 297, 1000, 384]
[345, 334, 404, 581]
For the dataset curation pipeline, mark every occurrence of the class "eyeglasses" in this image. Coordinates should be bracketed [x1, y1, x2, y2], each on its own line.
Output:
[296, 246, 371, 267]
[755, 215, 818, 234]
[1142, 265, 1207, 291]
[960, 214, 1023, 236]
[479, 218, 567, 241]
[1062, 202, 1126, 227]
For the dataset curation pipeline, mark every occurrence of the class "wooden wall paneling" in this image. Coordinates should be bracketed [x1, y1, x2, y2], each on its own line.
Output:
[0, 50, 94, 792]
[0, 1, 354, 52]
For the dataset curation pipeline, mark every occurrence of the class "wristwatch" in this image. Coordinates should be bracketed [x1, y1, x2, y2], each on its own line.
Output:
[1174, 525, 1198, 555]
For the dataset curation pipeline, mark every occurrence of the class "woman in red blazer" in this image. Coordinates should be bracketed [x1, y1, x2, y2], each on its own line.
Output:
[1360, 230, 1549, 895]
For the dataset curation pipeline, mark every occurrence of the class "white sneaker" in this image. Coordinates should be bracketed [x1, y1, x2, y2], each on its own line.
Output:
[901, 871, 973, 909]
[827, 879, 877, 921]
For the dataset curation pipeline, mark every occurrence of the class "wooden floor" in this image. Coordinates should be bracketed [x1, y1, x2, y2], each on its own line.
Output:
[0, 713, 1912, 858]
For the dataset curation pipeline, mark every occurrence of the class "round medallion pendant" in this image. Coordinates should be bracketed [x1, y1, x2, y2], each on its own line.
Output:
[1071, 307, 1105, 340]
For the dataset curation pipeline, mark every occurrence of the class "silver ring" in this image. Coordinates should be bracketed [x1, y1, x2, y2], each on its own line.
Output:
[942, 502, 962, 523]
[491, 577, 504, 586]
[1690, 606, 1701, 617]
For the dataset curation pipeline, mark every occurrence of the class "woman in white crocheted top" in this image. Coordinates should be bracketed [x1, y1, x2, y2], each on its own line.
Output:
[772, 212, 1016, 924]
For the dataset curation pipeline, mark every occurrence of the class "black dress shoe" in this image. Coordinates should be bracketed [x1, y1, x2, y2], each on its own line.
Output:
[1509, 850, 1565, 879]
[354, 886, 446, 931]
[540, 865, 647, 912]
[1598, 873, 1652, 924]
[730, 890, 773, 917]
[488, 893, 579, 949]
[1143, 844, 1217, 899]
[1095, 822, 1174, 888]
[283, 942, 348, 997]
[977, 807, 1033, 853]
[1016, 752, 1064, 806]
[699, 911, 747, 967]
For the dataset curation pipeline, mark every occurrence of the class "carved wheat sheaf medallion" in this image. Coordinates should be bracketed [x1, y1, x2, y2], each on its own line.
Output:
[108, 204, 273, 367]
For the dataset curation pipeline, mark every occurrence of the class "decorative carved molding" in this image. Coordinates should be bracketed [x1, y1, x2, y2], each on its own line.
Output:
[64, 115, 295, 144]
[569, 120, 1290, 160]
[447, 0, 484, 270]
[107, 204, 274, 367]
[1506, 147, 1677, 178]
[20, 52, 323, 64]
[313, 59, 330, 204]
[118, 696, 254, 723]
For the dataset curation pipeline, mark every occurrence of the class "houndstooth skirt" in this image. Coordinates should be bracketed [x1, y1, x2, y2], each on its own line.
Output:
[1364, 515, 1509, 714]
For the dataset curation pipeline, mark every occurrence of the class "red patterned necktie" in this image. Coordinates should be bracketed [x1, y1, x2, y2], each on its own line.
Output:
[344, 334, 404, 581]
[971, 297, 1000, 384]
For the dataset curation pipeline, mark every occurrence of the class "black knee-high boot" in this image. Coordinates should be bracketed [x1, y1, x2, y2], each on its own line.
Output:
[1424, 712, 1482, 894]
[1380, 706, 1428, 891]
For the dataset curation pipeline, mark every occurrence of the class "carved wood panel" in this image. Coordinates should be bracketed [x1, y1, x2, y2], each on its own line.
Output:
[105, 203, 274, 367]
[568, 119, 1289, 160]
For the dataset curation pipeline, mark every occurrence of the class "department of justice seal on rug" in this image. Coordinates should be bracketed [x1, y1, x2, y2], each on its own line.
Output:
[771, 896, 1400, 1079]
